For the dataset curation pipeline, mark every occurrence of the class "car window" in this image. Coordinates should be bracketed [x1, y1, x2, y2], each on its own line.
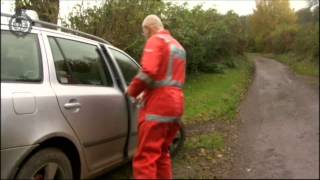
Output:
[1, 30, 42, 82]
[109, 48, 139, 85]
[48, 36, 113, 86]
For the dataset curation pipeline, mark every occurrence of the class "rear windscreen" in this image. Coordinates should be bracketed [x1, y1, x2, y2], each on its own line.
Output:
[1, 30, 42, 82]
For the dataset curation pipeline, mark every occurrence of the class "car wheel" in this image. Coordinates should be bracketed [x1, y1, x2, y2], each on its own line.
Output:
[169, 124, 186, 158]
[16, 148, 73, 180]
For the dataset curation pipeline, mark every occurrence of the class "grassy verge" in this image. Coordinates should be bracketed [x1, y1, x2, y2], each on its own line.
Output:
[170, 55, 254, 178]
[185, 132, 225, 150]
[264, 53, 319, 77]
[183, 55, 254, 124]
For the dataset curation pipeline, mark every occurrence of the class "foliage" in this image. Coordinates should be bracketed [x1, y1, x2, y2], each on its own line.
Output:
[293, 7, 319, 63]
[15, 0, 59, 24]
[296, 7, 314, 25]
[65, 0, 247, 74]
[293, 23, 319, 62]
[271, 53, 319, 77]
[269, 24, 298, 53]
[247, 0, 319, 65]
[18, 0, 318, 74]
[248, 0, 296, 52]
[64, 0, 164, 60]
[163, 4, 246, 73]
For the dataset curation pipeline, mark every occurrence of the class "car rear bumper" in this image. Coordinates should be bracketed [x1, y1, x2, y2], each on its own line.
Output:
[1, 145, 38, 179]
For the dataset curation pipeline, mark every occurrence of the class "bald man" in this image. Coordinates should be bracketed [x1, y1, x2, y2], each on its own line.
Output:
[127, 15, 186, 179]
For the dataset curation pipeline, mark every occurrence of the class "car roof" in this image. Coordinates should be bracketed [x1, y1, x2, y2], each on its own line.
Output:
[1, 12, 113, 47]
[1, 12, 139, 63]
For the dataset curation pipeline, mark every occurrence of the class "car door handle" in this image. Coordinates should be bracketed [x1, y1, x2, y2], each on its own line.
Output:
[64, 102, 81, 109]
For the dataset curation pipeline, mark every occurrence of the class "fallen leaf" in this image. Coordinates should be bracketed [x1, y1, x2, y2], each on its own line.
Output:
[217, 154, 223, 158]
[198, 148, 207, 156]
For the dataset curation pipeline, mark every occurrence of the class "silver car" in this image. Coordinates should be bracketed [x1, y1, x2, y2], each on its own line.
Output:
[1, 11, 184, 179]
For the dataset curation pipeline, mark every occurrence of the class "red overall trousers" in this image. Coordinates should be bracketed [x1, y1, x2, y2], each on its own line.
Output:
[127, 30, 186, 179]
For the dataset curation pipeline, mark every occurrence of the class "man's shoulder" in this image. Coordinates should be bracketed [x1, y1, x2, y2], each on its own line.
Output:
[146, 34, 169, 46]
[151, 34, 174, 45]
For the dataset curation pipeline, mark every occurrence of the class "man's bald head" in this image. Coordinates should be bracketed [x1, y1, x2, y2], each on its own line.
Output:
[142, 14, 164, 38]
[142, 14, 164, 29]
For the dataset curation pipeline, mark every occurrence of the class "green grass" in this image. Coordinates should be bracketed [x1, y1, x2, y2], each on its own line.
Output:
[185, 132, 225, 151]
[183, 55, 254, 124]
[267, 53, 319, 77]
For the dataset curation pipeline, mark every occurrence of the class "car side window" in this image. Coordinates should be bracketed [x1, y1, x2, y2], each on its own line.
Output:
[1, 30, 42, 82]
[48, 37, 113, 86]
[109, 48, 139, 85]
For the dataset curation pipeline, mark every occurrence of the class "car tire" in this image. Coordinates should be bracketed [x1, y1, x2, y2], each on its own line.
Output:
[16, 147, 73, 180]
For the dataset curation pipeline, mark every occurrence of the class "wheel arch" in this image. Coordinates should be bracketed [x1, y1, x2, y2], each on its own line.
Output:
[13, 134, 83, 179]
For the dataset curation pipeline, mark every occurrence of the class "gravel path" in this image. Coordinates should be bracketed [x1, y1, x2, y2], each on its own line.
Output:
[230, 56, 319, 179]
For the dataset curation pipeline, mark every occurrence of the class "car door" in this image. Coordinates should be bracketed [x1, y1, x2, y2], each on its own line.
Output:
[107, 47, 140, 157]
[42, 32, 128, 171]
[0, 28, 54, 149]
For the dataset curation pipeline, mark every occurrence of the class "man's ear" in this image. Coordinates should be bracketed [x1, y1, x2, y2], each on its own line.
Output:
[146, 27, 151, 38]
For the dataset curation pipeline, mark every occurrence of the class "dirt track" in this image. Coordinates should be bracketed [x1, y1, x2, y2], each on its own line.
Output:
[230, 56, 319, 179]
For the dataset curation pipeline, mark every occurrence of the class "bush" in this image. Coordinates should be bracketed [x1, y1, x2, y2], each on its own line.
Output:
[223, 58, 237, 68]
[199, 63, 226, 74]
[246, 1, 318, 66]
[66, 1, 247, 74]
[269, 25, 298, 53]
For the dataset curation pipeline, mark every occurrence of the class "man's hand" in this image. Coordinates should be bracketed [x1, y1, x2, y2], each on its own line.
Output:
[136, 92, 144, 103]
[135, 92, 145, 108]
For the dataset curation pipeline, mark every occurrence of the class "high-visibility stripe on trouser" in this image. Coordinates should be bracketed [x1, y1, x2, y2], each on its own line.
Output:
[133, 111, 180, 179]
[146, 114, 180, 123]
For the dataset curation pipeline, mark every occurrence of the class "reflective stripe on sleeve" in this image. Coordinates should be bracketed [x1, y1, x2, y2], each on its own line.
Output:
[166, 45, 186, 80]
[172, 46, 186, 61]
[138, 35, 186, 89]
[146, 114, 180, 123]
[136, 71, 153, 84]
[153, 79, 183, 89]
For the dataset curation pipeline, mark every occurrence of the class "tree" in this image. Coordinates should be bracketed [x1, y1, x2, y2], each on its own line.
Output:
[15, 0, 59, 24]
[249, 0, 297, 52]
[293, 0, 319, 63]
[296, 7, 313, 25]
[66, 0, 165, 60]
[66, 0, 247, 73]
[309, 0, 319, 7]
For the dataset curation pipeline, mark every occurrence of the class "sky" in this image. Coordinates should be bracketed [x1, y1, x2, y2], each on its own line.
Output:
[1, 0, 310, 24]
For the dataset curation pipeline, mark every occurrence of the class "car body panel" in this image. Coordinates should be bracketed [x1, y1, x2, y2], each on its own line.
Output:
[1, 27, 89, 178]
[105, 45, 140, 157]
[1, 18, 140, 179]
[40, 31, 130, 173]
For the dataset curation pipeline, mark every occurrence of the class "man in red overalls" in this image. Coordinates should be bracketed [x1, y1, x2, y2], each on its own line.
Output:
[127, 14, 186, 179]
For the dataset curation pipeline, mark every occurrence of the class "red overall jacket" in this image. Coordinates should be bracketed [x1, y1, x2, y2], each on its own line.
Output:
[128, 30, 186, 122]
